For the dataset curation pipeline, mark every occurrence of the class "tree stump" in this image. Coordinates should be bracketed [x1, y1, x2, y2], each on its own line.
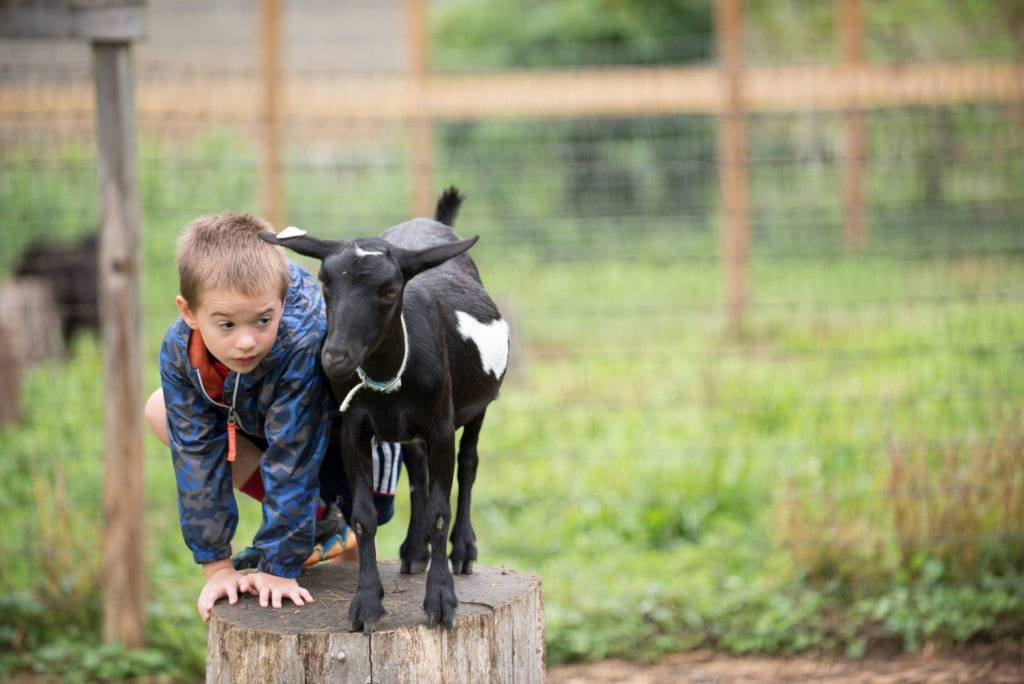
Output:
[0, 278, 64, 365]
[0, 278, 65, 425]
[206, 561, 545, 683]
[0, 323, 21, 425]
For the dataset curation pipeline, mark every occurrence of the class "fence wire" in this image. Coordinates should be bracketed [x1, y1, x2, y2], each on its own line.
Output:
[1, 3, 1023, 608]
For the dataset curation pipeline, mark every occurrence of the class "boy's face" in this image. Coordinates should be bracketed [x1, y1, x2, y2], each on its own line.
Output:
[176, 287, 285, 374]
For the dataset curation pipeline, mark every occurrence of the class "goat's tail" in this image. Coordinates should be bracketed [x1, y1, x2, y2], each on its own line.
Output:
[434, 186, 464, 227]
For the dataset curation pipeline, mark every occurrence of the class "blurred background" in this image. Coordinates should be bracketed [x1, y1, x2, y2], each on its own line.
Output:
[1, 0, 1023, 679]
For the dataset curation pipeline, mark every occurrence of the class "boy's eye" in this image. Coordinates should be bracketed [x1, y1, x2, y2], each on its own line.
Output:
[259, 316, 273, 325]
[218, 321, 234, 330]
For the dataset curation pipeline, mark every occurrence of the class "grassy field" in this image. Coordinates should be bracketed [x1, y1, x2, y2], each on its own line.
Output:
[1, 133, 1023, 680]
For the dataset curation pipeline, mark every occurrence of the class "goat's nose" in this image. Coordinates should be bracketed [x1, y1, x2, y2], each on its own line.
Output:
[322, 349, 349, 370]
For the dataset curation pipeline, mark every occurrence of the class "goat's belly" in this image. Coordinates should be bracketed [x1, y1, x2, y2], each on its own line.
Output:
[454, 399, 495, 428]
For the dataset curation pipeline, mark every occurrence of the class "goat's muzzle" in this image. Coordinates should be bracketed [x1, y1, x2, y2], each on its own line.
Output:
[321, 348, 357, 378]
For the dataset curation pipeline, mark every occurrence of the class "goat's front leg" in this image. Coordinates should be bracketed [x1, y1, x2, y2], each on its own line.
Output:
[450, 411, 484, 575]
[399, 441, 430, 574]
[343, 432, 385, 633]
[423, 425, 458, 629]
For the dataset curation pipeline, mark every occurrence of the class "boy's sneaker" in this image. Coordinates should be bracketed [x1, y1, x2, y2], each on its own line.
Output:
[315, 500, 346, 543]
[302, 529, 356, 566]
[306, 499, 356, 565]
[230, 533, 355, 570]
[231, 546, 260, 571]
[231, 500, 356, 570]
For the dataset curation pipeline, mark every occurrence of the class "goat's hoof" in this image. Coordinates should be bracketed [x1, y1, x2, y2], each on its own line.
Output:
[425, 605, 457, 630]
[401, 557, 429, 574]
[450, 557, 475, 575]
[348, 593, 385, 634]
[449, 546, 477, 575]
[400, 539, 430, 574]
[423, 585, 458, 630]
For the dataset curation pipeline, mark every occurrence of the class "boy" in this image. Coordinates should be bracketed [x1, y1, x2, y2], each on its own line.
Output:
[145, 212, 402, 622]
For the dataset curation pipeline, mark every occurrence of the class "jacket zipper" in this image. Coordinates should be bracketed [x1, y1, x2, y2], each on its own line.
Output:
[194, 368, 244, 462]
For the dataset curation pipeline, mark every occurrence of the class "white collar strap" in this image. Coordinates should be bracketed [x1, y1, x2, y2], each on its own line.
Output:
[338, 313, 409, 413]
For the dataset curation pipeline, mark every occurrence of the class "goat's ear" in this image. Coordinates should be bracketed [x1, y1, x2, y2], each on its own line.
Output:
[258, 230, 342, 261]
[398, 236, 480, 280]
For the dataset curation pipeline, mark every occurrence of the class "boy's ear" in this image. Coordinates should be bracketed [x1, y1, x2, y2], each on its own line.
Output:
[176, 295, 199, 330]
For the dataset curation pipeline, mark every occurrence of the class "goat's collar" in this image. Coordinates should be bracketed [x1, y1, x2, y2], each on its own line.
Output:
[338, 313, 409, 413]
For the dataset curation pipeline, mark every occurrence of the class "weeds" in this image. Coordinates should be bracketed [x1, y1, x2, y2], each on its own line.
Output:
[887, 413, 1024, 579]
[1, 132, 1023, 678]
[774, 408, 1024, 587]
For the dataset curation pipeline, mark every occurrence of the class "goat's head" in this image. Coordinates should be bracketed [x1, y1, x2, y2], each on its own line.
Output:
[259, 229, 478, 378]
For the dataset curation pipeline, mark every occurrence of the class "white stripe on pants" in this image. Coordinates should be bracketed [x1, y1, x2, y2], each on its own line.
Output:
[371, 436, 402, 495]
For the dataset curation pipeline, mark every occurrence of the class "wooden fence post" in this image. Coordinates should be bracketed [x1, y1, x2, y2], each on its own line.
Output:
[260, 0, 284, 229]
[840, 0, 868, 251]
[93, 37, 146, 648]
[716, 0, 750, 338]
[0, 0, 148, 648]
[407, 0, 435, 217]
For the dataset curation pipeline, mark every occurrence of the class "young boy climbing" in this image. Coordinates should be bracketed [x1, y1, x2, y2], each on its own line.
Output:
[144, 212, 402, 622]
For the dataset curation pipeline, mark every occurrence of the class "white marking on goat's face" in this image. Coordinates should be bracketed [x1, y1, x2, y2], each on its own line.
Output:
[455, 311, 509, 379]
[354, 245, 384, 258]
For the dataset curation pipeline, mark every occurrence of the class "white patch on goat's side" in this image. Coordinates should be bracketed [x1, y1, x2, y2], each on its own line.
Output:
[354, 245, 384, 258]
[277, 226, 307, 239]
[455, 311, 509, 379]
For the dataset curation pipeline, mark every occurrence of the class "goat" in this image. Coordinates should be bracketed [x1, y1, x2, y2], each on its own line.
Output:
[259, 187, 509, 632]
[14, 233, 99, 345]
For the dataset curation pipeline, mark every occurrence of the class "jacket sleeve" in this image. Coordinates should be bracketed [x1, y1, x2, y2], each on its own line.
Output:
[252, 341, 333, 578]
[160, 342, 237, 566]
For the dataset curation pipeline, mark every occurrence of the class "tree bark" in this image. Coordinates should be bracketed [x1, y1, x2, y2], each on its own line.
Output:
[207, 561, 545, 683]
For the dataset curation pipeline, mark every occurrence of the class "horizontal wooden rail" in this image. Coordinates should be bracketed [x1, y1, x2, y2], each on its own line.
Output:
[2, 61, 1022, 122]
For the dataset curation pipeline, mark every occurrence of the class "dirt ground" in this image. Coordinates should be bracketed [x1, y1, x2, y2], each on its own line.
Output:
[547, 642, 1024, 683]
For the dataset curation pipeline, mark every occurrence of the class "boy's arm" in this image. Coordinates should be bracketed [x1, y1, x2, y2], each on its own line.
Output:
[160, 349, 238, 566]
[251, 342, 333, 578]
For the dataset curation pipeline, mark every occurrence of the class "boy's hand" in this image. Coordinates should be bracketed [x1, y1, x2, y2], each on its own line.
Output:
[198, 560, 255, 622]
[239, 571, 315, 611]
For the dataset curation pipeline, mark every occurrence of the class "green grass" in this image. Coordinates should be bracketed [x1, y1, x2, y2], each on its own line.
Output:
[2, 130, 1023, 680]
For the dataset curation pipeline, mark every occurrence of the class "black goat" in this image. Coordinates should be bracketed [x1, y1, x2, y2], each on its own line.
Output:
[14, 233, 99, 344]
[260, 187, 508, 632]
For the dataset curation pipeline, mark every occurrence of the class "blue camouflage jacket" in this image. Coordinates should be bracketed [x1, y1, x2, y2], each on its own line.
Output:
[158, 262, 333, 578]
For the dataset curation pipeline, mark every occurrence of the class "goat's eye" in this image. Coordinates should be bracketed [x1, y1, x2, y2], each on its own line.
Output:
[383, 289, 399, 300]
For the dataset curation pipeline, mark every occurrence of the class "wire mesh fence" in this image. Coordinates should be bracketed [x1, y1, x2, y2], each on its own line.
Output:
[1, 0, 1023, 669]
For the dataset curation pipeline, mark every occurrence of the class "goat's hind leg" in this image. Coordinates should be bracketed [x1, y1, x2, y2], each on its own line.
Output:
[450, 411, 485, 575]
[399, 441, 430, 574]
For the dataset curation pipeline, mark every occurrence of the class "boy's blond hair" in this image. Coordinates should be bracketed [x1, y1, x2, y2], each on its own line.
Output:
[176, 213, 290, 309]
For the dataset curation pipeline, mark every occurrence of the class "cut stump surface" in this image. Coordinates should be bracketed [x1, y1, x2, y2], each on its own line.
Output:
[207, 561, 544, 683]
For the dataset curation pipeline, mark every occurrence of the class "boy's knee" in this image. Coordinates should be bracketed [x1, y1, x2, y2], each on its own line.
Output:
[145, 388, 169, 446]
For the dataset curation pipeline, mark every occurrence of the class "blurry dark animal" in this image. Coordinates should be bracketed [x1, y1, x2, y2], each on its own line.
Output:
[14, 233, 99, 344]
[260, 187, 509, 632]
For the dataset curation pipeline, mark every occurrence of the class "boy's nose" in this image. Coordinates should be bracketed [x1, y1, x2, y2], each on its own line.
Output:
[236, 330, 257, 350]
